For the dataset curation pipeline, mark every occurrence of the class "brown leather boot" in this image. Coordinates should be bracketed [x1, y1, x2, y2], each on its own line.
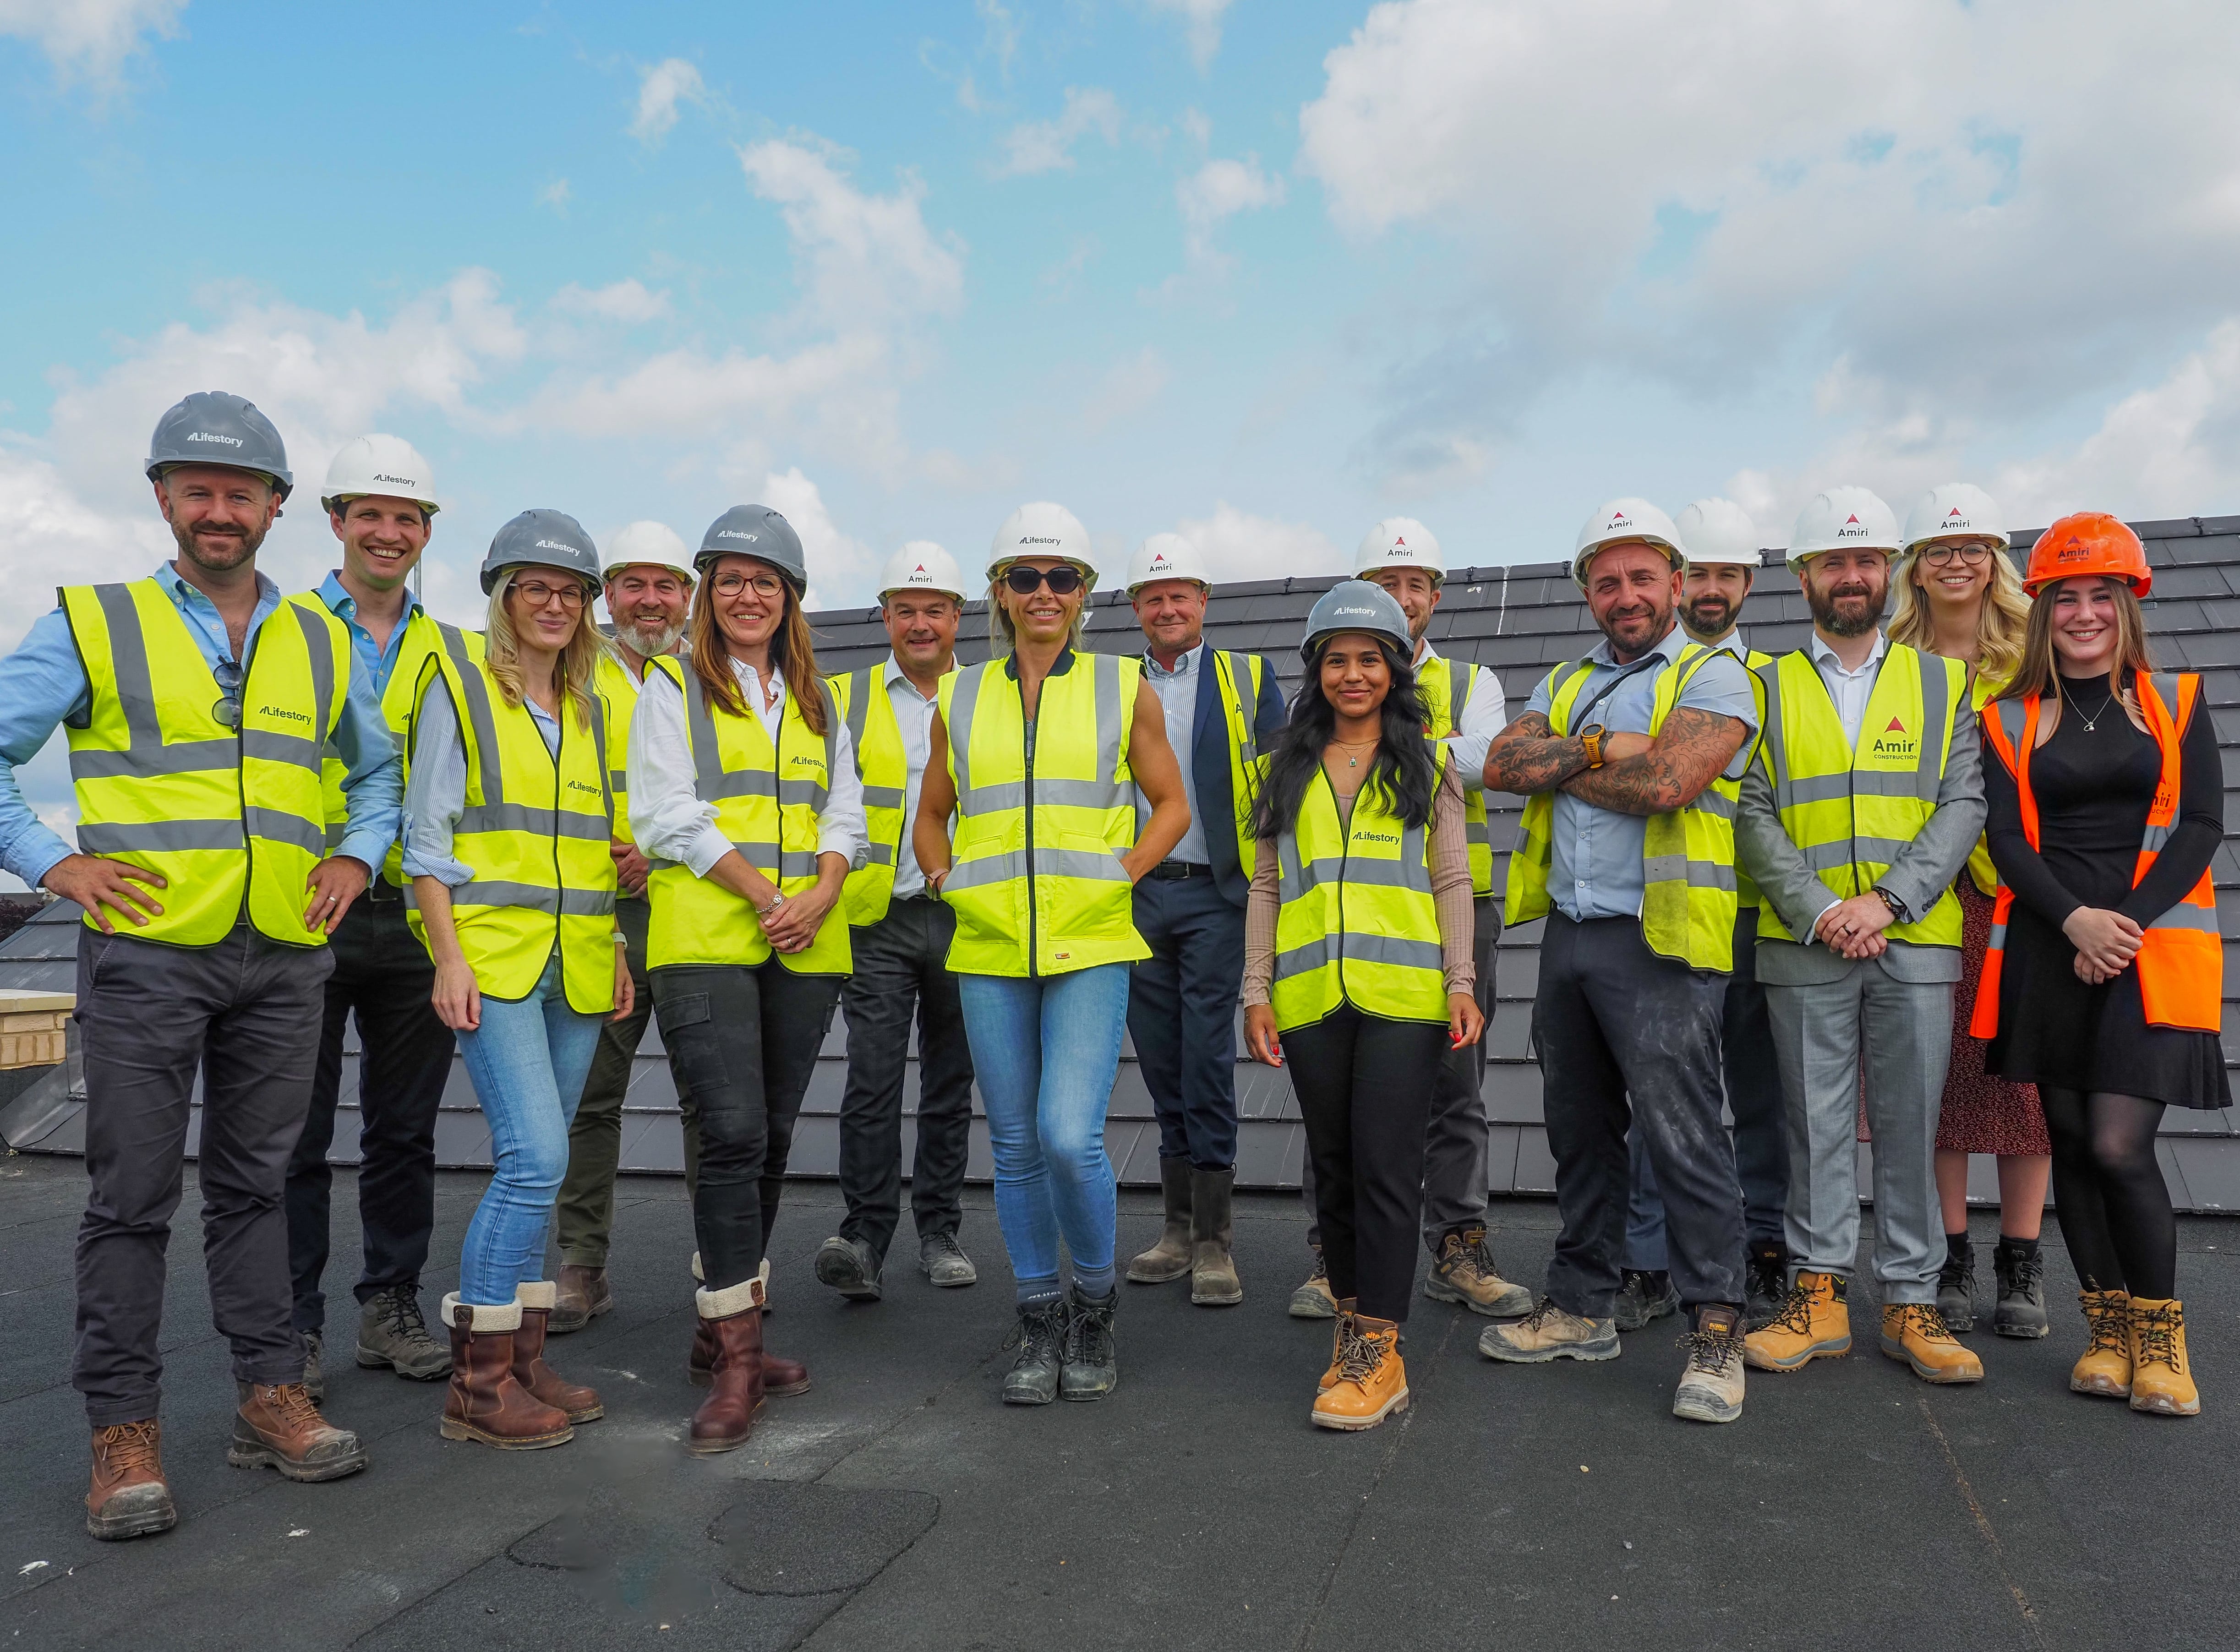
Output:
[688, 1275, 765, 1456]
[437, 1295, 573, 1450]
[548, 1263, 612, 1334]
[689, 1259, 809, 1397]
[513, 1282, 604, 1423]
[87, 1418, 176, 1540]
[229, 1382, 369, 1482]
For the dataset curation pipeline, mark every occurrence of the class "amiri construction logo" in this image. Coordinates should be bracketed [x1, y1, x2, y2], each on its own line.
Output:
[1869, 713, 1917, 760]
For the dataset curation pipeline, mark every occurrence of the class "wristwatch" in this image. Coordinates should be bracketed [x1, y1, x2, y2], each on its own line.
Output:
[756, 890, 788, 920]
[1870, 885, 1910, 923]
[1579, 724, 1608, 769]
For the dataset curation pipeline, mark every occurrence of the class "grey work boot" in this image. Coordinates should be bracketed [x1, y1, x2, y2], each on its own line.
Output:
[1422, 1224, 1533, 1317]
[815, 1235, 883, 1302]
[1289, 1246, 1339, 1319]
[356, 1286, 453, 1380]
[1059, 1286, 1120, 1401]
[1127, 1156, 1194, 1284]
[301, 1330, 326, 1403]
[1001, 1298, 1069, 1406]
[1188, 1165, 1243, 1307]
[1937, 1241, 1978, 1335]
[919, 1232, 978, 1288]
[1992, 1238, 2049, 1339]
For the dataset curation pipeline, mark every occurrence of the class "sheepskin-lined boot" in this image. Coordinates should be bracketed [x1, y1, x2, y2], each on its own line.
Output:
[437, 1296, 571, 1450]
[513, 1281, 604, 1423]
[688, 1273, 766, 1455]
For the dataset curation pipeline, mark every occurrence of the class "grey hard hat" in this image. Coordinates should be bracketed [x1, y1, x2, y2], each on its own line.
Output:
[481, 509, 602, 594]
[1300, 579, 1413, 663]
[145, 391, 293, 499]
[697, 505, 807, 592]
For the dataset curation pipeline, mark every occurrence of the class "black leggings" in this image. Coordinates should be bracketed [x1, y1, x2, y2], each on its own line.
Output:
[1283, 1006, 1443, 1323]
[2040, 1088, 2174, 1299]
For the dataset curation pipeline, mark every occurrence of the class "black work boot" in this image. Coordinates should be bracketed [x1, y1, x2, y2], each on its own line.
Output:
[1060, 1285, 1120, 1401]
[814, 1235, 883, 1303]
[1937, 1236, 1978, 1335]
[1743, 1242, 1789, 1331]
[1992, 1237, 2049, 1339]
[1001, 1298, 1069, 1406]
[301, 1330, 325, 1403]
[1613, 1269, 1679, 1333]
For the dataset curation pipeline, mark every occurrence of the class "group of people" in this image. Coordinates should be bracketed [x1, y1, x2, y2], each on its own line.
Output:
[0, 392, 2216, 1545]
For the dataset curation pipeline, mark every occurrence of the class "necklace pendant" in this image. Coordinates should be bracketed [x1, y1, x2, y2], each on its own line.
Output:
[1348, 757, 1358, 767]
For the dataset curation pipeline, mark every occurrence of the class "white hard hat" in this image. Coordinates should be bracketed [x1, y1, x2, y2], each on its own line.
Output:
[1126, 533, 1211, 594]
[1355, 517, 1444, 581]
[1903, 483, 2008, 553]
[1788, 486, 1901, 570]
[1674, 498, 1762, 568]
[988, 501, 1097, 588]
[879, 540, 968, 602]
[601, 520, 694, 583]
[321, 434, 438, 516]
[1572, 497, 1685, 588]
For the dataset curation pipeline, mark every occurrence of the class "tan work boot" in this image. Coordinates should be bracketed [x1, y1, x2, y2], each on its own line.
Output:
[1127, 1156, 1194, 1284]
[1880, 1303, 1985, 1384]
[514, 1282, 604, 1423]
[1478, 1296, 1620, 1363]
[1423, 1225, 1533, 1318]
[2071, 1289, 2132, 1399]
[86, 1419, 176, 1541]
[1289, 1246, 1338, 1319]
[1673, 1304, 1748, 1423]
[2128, 1298, 2201, 1417]
[1743, 1270, 1851, 1372]
[1319, 1299, 1359, 1391]
[1311, 1314, 1409, 1431]
[548, 1263, 612, 1334]
[1189, 1165, 1243, 1306]
[229, 1382, 370, 1481]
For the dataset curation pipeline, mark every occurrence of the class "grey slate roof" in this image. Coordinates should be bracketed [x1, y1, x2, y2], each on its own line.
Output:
[6, 515, 2239, 1213]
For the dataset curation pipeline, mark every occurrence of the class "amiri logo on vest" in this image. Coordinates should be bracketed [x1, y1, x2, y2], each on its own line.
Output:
[1869, 713, 1917, 760]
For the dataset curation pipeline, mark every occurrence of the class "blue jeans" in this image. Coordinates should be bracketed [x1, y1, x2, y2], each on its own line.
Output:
[957, 964, 1131, 1286]
[454, 952, 604, 1305]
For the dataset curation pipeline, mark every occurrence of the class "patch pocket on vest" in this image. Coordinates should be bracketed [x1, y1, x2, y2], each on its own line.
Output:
[656, 990, 729, 1097]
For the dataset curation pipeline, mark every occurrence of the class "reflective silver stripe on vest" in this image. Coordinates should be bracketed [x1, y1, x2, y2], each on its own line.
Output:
[845, 667, 876, 770]
[1641, 855, 1738, 890]
[455, 801, 614, 841]
[1274, 821, 1435, 897]
[941, 843, 1130, 894]
[862, 785, 906, 808]
[446, 649, 508, 808]
[1912, 654, 1949, 798]
[1271, 931, 1445, 982]
[2146, 903, 2219, 933]
[443, 879, 617, 917]
[76, 820, 243, 852]
[865, 842, 896, 867]
[71, 739, 235, 780]
[1754, 658, 1788, 809]
[1689, 788, 1736, 820]
[1797, 836, 1919, 872]
[949, 654, 1129, 816]
[241, 729, 323, 767]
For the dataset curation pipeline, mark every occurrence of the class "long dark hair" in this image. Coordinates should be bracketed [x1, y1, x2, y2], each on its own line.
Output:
[1250, 636, 1437, 839]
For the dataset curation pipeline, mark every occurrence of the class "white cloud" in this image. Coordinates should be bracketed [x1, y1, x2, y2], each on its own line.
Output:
[1175, 153, 1284, 273]
[549, 278, 670, 325]
[1144, 0, 1235, 71]
[1082, 347, 1170, 433]
[759, 467, 878, 609]
[630, 58, 705, 145]
[537, 178, 572, 213]
[977, 0, 1019, 77]
[1175, 502, 1345, 584]
[738, 139, 965, 330]
[998, 87, 1123, 177]
[0, 0, 183, 84]
[0, 444, 166, 648]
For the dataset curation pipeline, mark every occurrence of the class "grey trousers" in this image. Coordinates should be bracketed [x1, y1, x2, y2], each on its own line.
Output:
[75, 923, 333, 1424]
[1762, 966, 1952, 1304]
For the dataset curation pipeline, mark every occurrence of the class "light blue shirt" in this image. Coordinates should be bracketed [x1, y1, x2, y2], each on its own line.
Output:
[317, 571, 424, 697]
[1138, 640, 1209, 865]
[0, 562, 403, 888]
[401, 671, 561, 887]
[1525, 620, 1759, 923]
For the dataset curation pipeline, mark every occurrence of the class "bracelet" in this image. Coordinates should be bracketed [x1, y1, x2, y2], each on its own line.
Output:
[755, 891, 787, 918]
[612, 932, 629, 946]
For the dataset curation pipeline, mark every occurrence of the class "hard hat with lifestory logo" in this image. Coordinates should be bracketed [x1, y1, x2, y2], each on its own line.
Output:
[988, 502, 1097, 587]
[1300, 579, 1413, 663]
[1787, 486, 1902, 571]
[480, 509, 601, 594]
[2022, 512, 2152, 597]
[1572, 497, 1686, 587]
[1355, 517, 1445, 581]
[146, 391, 294, 499]
[697, 505, 808, 593]
[601, 520, 694, 584]
[1126, 533, 1211, 594]
[1674, 498, 1762, 568]
[321, 434, 439, 517]
[1903, 484, 2008, 555]
[878, 541, 968, 603]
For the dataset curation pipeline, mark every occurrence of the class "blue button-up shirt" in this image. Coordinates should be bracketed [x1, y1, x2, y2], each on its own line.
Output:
[0, 562, 404, 888]
[1525, 620, 1759, 922]
[317, 570, 424, 697]
[1138, 641, 1209, 865]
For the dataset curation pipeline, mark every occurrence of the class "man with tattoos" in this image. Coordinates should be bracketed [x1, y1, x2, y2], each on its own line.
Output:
[1477, 498, 1759, 1426]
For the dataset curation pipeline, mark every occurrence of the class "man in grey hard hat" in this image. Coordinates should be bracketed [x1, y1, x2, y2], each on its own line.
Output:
[0, 392, 397, 1538]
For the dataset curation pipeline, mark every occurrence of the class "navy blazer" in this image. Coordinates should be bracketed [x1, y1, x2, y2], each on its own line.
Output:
[1175, 646, 1289, 910]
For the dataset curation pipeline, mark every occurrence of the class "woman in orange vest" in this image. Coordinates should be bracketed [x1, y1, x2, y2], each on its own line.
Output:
[1973, 513, 2224, 1418]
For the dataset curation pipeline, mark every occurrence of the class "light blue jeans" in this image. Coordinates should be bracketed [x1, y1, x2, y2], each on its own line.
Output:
[957, 964, 1131, 1287]
[455, 952, 604, 1305]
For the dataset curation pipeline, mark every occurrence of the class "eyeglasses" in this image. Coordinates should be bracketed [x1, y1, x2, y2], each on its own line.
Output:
[712, 572, 786, 599]
[512, 579, 586, 610]
[1920, 542, 1994, 567]
[1003, 565, 1084, 596]
[212, 658, 243, 730]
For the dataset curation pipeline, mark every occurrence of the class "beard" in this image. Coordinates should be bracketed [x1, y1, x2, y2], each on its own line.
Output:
[1806, 580, 1887, 638]
[1680, 595, 1733, 638]
[172, 516, 266, 572]
[614, 617, 685, 658]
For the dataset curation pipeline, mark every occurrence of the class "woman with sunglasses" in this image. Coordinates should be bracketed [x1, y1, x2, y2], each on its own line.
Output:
[404, 510, 628, 1450]
[1241, 582, 1482, 1431]
[628, 505, 866, 1454]
[914, 502, 1189, 1406]
[1887, 485, 2052, 1340]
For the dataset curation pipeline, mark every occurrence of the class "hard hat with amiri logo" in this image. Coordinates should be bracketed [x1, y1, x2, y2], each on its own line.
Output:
[2023, 512, 2152, 597]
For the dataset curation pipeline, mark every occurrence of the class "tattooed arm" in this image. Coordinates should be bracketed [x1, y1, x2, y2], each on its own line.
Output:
[1557, 707, 1747, 817]
[1481, 711, 1590, 797]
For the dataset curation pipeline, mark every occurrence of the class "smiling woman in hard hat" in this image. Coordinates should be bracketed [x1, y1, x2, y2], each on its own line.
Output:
[625, 505, 867, 1455]
[912, 502, 1190, 1408]
[1971, 513, 2226, 1418]
[404, 508, 626, 1452]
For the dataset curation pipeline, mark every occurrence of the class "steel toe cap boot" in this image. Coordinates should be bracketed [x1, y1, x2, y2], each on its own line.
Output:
[1879, 1304, 1985, 1384]
[1743, 1271, 1851, 1372]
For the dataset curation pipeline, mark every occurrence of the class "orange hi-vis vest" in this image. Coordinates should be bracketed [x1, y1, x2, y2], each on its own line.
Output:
[1970, 671, 2220, 1037]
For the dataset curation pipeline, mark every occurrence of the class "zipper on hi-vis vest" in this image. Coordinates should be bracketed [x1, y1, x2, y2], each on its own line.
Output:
[1328, 769, 1350, 1009]
[550, 698, 567, 968]
[1023, 703, 1038, 977]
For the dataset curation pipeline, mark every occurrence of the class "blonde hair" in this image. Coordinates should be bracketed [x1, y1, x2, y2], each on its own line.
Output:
[484, 578, 601, 732]
[1889, 543, 2032, 687]
[2001, 576, 2159, 706]
[687, 572, 829, 736]
[986, 565, 1090, 654]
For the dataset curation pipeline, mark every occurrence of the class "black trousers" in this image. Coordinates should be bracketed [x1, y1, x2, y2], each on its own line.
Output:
[836, 895, 975, 1260]
[285, 895, 456, 1331]
[75, 923, 333, 1424]
[1535, 914, 1746, 1317]
[654, 958, 842, 1292]
[1284, 1005, 1443, 1323]
[1126, 870, 1246, 1170]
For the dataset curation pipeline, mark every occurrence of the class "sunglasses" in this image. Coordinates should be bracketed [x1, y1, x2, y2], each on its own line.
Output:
[212, 658, 244, 730]
[1003, 565, 1084, 596]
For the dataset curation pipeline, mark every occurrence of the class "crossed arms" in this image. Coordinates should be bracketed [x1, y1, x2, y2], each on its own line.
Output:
[1481, 708, 1748, 816]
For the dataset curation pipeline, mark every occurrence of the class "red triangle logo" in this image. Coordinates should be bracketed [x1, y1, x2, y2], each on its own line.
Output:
[1946, 507, 1963, 518]
[1846, 514, 1861, 524]
[1885, 716, 1906, 732]
[1394, 536, 1406, 546]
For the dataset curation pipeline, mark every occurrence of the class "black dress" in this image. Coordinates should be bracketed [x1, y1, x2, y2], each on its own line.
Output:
[1981, 671, 2229, 1109]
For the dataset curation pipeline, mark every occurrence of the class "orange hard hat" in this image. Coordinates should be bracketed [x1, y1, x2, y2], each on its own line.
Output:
[2022, 511, 2151, 597]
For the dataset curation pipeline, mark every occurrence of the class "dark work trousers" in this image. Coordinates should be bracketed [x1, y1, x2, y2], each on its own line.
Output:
[1621, 905, 1790, 1267]
[1535, 913, 1746, 1317]
[1283, 1005, 1443, 1322]
[74, 923, 334, 1425]
[653, 958, 841, 1292]
[836, 894, 975, 1261]
[1126, 868, 1246, 1170]
[555, 895, 701, 1267]
[285, 893, 455, 1333]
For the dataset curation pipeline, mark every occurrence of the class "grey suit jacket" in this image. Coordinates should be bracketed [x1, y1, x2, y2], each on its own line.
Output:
[1736, 669, 1986, 987]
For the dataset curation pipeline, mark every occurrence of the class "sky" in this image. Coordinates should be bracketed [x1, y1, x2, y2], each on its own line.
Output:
[4, 0, 2240, 867]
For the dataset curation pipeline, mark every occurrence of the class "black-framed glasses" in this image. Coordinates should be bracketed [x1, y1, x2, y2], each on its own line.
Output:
[212, 658, 243, 730]
[511, 578, 586, 610]
[711, 572, 786, 599]
[1004, 564, 1084, 596]
[1920, 542, 1994, 567]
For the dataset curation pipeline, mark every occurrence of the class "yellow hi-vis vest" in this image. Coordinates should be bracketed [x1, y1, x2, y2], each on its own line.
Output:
[62, 580, 349, 948]
[830, 662, 940, 928]
[1270, 749, 1453, 1031]
[595, 649, 647, 852]
[408, 653, 619, 1011]
[317, 607, 482, 885]
[1751, 642, 1966, 949]
[938, 649, 1147, 978]
[1712, 643, 1776, 912]
[1502, 642, 1744, 972]
[642, 656, 852, 976]
[1416, 653, 1495, 897]
[1205, 648, 1271, 883]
